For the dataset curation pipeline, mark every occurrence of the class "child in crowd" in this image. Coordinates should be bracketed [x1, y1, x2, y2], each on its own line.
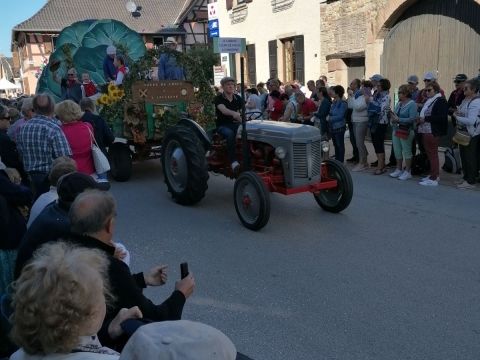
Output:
[81, 72, 100, 100]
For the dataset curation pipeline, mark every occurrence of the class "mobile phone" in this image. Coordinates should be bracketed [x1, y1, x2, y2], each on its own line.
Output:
[180, 262, 189, 279]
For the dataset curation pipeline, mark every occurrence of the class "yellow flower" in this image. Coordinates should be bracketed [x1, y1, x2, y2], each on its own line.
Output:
[108, 83, 117, 95]
[117, 90, 125, 98]
[100, 94, 109, 104]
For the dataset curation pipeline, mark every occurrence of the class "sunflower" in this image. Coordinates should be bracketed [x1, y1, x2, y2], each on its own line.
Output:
[117, 90, 125, 98]
[108, 83, 117, 95]
[99, 94, 109, 105]
[104, 98, 113, 106]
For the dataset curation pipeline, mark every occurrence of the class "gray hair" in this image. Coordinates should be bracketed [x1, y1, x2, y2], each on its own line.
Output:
[33, 93, 55, 116]
[79, 97, 96, 113]
[69, 190, 116, 235]
[20, 98, 34, 115]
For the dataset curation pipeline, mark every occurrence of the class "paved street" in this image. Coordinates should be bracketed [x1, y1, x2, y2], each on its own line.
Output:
[111, 159, 480, 360]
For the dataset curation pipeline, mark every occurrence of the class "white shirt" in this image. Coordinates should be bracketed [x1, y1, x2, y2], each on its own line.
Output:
[27, 186, 58, 228]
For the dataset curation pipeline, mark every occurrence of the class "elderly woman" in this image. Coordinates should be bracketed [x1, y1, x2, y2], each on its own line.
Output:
[454, 78, 480, 190]
[417, 81, 448, 186]
[366, 78, 391, 175]
[313, 86, 332, 138]
[56, 100, 95, 176]
[349, 80, 372, 171]
[328, 85, 347, 163]
[389, 84, 417, 180]
[10, 242, 141, 359]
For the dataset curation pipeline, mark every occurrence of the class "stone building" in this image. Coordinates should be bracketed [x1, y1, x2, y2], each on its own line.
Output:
[11, 0, 209, 95]
[218, 0, 480, 92]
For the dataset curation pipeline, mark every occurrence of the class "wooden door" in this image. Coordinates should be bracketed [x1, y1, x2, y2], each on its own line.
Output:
[381, 0, 480, 94]
[268, 40, 278, 79]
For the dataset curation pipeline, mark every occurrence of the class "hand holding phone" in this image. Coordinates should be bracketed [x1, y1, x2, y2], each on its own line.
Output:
[180, 262, 189, 279]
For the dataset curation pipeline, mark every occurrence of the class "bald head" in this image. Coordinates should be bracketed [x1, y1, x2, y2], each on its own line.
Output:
[69, 190, 116, 236]
[33, 93, 55, 116]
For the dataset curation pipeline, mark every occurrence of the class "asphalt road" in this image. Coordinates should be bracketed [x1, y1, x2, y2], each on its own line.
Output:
[110, 159, 480, 360]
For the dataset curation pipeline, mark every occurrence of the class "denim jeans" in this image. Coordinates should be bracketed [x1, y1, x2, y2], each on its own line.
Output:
[331, 130, 346, 163]
[217, 123, 240, 163]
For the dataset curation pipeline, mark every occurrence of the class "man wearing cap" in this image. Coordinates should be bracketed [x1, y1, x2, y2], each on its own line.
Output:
[448, 74, 467, 127]
[158, 37, 185, 80]
[104, 45, 117, 82]
[215, 76, 244, 173]
[407, 75, 420, 102]
[369, 74, 383, 93]
[13, 172, 100, 278]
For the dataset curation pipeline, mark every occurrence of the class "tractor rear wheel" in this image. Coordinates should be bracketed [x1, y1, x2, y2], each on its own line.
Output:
[161, 125, 209, 205]
[108, 143, 132, 182]
[234, 171, 270, 231]
[314, 159, 353, 213]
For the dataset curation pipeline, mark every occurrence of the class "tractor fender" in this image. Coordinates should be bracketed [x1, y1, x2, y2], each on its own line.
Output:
[177, 118, 211, 151]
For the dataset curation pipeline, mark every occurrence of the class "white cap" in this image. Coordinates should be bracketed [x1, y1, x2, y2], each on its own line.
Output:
[423, 71, 437, 81]
[106, 45, 117, 55]
[119, 320, 237, 360]
[165, 37, 177, 44]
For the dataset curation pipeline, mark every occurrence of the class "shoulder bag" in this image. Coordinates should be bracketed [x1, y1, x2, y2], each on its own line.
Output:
[86, 126, 111, 174]
[452, 96, 480, 146]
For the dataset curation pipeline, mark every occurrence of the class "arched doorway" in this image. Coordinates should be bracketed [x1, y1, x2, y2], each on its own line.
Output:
[381, 0, 480, 92]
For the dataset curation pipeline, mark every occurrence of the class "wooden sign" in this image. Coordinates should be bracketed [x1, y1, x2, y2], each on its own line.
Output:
[131, 81, 195, 103]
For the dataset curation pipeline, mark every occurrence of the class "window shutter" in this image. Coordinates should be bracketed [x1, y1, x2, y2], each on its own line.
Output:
[294, 35, 304, 84]
[247, 44, 256, 85]
[268, 40, 278, 79]
[226, 0, 233, 10]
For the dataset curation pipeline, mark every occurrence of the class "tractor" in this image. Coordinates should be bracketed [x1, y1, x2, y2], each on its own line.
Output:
[161, 117, 353, 231]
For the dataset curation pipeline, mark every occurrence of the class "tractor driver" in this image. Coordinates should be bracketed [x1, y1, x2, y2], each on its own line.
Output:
[214, 76, 244, 174]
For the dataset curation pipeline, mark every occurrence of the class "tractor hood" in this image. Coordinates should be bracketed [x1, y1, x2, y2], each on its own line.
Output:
[239, 120, 321, 142]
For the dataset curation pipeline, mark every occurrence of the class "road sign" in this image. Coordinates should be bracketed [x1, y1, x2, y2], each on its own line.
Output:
[213, 37, 246, 54]
[207, 2, 219, 20]
[213, 65, 226, 86]
[208, 19, 219, 38]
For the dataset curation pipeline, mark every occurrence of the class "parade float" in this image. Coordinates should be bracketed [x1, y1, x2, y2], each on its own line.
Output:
[37, 19, 217, 181]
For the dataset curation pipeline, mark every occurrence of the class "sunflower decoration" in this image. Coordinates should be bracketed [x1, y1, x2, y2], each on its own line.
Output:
[108, 83, 117, 96]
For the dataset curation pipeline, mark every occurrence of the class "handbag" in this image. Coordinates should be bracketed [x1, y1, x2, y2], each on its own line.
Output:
[86, 126, 111, 173]
[394, 123, 410, 139]
[452, 127, 471, 146]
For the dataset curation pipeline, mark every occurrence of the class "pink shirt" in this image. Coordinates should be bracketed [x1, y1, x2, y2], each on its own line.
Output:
[61, 121, 95, 175]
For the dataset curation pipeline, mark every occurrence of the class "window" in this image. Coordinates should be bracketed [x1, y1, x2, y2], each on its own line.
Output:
[152, 37, 164, 50]
[246, 44, 256, 85]
[281, 35, 304, 84]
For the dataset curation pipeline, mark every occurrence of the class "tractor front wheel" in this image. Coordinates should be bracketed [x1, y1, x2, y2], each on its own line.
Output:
[234, 172, 270, 231]
[161, 125, 209, 205]
[314, 159, 353, 213]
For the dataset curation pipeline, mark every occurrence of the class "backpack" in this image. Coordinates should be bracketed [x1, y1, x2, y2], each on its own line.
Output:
[411, 152, 430, 175]
[442, 146, 462, 174]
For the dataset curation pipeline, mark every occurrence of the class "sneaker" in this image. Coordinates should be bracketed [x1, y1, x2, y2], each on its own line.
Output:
[457, 181, 476, 190]
[389, 169, 403, 178]
[352, 163, 368, 172]
[398, 171, 412, 181]
[421, 176, 440, 182]
[419, 179, 438, 186]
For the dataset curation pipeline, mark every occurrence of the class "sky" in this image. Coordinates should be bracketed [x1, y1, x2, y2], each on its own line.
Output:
[0, 0, 47, 57]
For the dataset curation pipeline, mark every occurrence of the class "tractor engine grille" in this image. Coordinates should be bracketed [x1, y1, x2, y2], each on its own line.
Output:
[292, 141, 321, 179]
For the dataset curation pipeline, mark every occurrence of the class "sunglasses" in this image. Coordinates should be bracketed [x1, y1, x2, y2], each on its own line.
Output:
[67, 73, 75, 76]
[425, 88, 434, 92]
[424, 79, 432, 82]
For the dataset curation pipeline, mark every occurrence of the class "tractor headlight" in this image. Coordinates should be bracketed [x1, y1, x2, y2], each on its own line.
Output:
[275, 146, 287, 159]
[321, 140, 330, 153]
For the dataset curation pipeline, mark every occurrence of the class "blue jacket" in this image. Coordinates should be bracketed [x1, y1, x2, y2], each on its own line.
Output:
[158, 53, 185, 80]
[103, 56, 116, 81]
[329, 100, 347, 130]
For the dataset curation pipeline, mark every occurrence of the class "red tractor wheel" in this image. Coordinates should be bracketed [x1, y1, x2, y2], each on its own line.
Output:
[314, 159, 353, 213]
[233, 171, 270, 231]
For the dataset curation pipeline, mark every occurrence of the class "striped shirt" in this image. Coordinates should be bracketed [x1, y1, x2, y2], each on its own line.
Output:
[17, 115, 72, 173]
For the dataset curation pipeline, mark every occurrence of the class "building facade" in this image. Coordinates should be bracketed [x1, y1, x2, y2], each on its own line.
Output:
[218, 0, 480, 92]
[11, 0, 209, 95]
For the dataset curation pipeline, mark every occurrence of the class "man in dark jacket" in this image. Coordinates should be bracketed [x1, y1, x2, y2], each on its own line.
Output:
[79, 98, 115, 153]
[68, 189, 195, 349]
[14, 172, 100, 278]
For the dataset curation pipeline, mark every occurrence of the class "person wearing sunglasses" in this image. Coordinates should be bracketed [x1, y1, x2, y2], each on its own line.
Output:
[416, 72, 445, 112]
[453, 79, 480, 190]
[52, 67, 83, 104]
[448, 74, 468, 128]
[416, 82, 448, 186]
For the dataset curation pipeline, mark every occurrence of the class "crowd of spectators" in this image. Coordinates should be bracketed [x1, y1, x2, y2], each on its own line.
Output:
[1, 93, 247, 360]
[228, 71, 480, 188]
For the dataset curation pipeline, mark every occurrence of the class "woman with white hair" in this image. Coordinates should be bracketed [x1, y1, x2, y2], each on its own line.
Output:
[10, 242, 142, 359]
[56, 100, 95, 176]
